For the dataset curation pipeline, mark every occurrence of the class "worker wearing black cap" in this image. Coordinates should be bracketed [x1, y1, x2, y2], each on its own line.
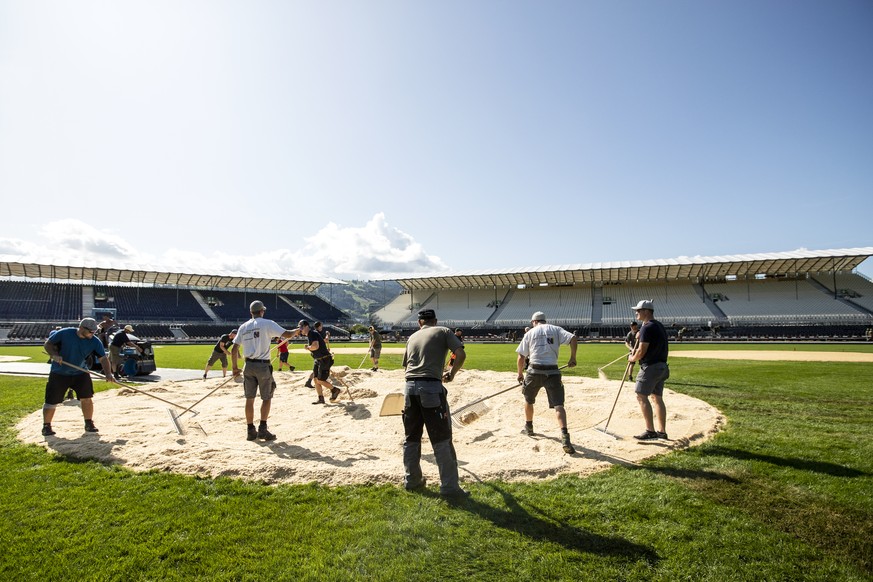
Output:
[299, 319, 340, 404]
[203, 328, 237, 379]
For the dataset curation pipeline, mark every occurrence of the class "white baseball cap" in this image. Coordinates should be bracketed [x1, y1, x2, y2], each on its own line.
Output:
[632, 300, 655, 311]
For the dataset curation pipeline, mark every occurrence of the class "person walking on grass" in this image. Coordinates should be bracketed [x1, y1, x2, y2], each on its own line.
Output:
[204, 329, 237, 379]
[42, 318, 117, 437]
[516, 311, 578, 454]
[276, 334, 294, 372]
[628, 299, 670, 441]
[231, 301, 299, 442]
[368, 325, 382, 371]
[401, 308, 468, 497]
[300, 320, 340, 404]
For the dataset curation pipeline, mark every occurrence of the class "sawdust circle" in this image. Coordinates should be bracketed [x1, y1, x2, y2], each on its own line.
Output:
[15, 366, 723, 486]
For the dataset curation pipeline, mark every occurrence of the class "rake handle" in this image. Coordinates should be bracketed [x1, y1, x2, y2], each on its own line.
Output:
[602, 359, 634, 432]
[52, 357, 186, 410]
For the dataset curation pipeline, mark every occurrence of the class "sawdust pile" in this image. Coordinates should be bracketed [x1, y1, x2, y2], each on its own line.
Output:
[15, 367, 723, 486]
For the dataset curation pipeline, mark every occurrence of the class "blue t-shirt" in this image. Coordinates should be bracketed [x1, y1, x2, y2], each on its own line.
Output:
[48, 327, 106, 376]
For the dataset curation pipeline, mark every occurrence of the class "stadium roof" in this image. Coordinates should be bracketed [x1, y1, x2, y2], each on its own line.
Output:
[388, 247, 873, 291]
[0, 256, 344, 293]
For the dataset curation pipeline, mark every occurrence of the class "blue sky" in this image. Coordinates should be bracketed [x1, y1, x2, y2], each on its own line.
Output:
[1, 1, 871, 280]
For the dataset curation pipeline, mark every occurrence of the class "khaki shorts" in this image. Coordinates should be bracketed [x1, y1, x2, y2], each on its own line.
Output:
[243, 361, 275, 400]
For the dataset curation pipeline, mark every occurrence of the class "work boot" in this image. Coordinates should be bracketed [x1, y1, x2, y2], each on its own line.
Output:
[404, 476, 427, 492]
[289, 365, 295, 372]
[329, 387, 341, 402]
[84, 420, 99, 433]
[305, 379, 315, 389]
[635, 430, 659, 440]
[257, 426, 277, 441]
[202, 373, 207, 380]
[524, 422, 534, 436]
[561, 432, 575, 454]
[312, 396, 325, 405]
[64, 389, 76, 401]
[247, 425, 258, 441]
[656, 431, 669, 440]
[42, 424, 55, 436]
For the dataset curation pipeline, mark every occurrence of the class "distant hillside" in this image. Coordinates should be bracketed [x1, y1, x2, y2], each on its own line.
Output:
[315, 280, 403, 324]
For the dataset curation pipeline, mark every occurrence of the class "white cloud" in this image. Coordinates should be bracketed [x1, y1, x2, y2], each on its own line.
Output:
[0, 214, 446, 280]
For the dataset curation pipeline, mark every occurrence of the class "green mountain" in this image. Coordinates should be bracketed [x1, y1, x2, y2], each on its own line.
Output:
[315, 280, 403, 324]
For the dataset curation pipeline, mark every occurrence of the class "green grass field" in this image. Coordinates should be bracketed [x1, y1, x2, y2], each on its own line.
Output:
[1, 342, 871, 581]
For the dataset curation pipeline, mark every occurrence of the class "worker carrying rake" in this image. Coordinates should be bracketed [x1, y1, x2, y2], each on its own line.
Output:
[41, 317, 119, 437]
[516, 311, 578, 454]
[231, 300, 301, 442]
[401, 308, 468, 497]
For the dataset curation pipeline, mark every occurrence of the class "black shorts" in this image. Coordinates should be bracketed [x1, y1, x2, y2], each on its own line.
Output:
[279, 352, 289, 363]
[314, 356, 333, 381]
[45, 372, 94, 404]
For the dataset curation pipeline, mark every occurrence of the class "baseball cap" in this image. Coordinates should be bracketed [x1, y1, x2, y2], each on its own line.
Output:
[230, 329, 238, 334]
[417, 308, 436, 320]
[79, 317, 98, 332]
[531, 311, 546, 322]
[124, 324, 134, 332]
[250, 300, 266, 313]
[632, 299, 655, 311]
[298, 319, 310, 328]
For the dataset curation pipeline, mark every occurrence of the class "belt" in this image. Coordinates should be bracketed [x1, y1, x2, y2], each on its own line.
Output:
[406, 377, 441, 382]
[314, 354, 332, 361]
[245, 358, 270, 363]
[530, 364, 559, 370]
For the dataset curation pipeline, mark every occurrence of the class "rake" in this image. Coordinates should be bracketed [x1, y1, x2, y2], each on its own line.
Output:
[53, 358, 187, 411]
[597, 352, 631, 381]
[593, 359, 634, 440]
[451, 364, 569, 429]
[166, 373, 242, 435]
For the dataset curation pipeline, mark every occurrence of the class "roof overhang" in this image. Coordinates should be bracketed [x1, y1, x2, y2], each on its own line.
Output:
[385, 248, 873, 291]
[0, 256, 345, 293]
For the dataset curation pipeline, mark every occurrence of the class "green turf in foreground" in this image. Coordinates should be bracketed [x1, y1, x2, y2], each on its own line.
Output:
[0, 343, 871, 580]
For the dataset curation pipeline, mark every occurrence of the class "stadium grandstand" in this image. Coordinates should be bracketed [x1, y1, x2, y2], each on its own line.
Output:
[0, 259, 351, 344]
[3, 248, 873, 345]
[372, 247, 873, 342]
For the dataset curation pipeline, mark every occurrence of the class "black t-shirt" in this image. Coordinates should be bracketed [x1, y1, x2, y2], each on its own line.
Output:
[214, 334, 232, 353]
[639, 319, 668, 365]
[307, 329, 330, 359]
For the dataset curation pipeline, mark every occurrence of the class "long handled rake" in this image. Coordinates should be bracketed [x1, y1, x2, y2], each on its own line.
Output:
[593, 359, 634, 440]
[597, 352, 631, 381]
[53, 358, 187, 410]
[167, 373, 242, 435]
[452, 364, 569, 429]
[358, 341, 372, 369]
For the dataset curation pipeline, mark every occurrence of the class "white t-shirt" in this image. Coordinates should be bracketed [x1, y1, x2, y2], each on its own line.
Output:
[232, 317, 286, 360]
[516, 323, 575, 366]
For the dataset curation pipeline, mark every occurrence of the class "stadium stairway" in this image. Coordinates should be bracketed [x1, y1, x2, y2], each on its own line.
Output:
[694, 283, 729, 321]
[190, 290, 222, 322]
[590, 285, 603, 324]
[486, 289, 514, 323]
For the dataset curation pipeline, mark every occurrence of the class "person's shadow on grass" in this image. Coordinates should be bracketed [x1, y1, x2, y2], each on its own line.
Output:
[444, 480, 659, 564]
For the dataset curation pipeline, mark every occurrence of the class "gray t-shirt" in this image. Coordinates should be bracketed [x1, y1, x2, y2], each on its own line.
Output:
[403, 325, 463, 379]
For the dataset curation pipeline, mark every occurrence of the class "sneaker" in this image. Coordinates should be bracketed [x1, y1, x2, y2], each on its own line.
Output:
[330, 387, 341, 402]
[202, 373, 207, 380]
[42, 424, 55, 436]
[289, 365, 296, 372]
[305, 380, 315, 389]
[257, 427, 277, 441]
[84, 421, 99, 433]
[371, 367, 378, 372]
[656, 431, 669, 440]
[524, 423, 534, 436]
[312, 397, 325, 405]
[635, 430, 659, 440]
[247, 426, 258, 441]
[561, 433, 575, 454]
[405, 477, 427, 491]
